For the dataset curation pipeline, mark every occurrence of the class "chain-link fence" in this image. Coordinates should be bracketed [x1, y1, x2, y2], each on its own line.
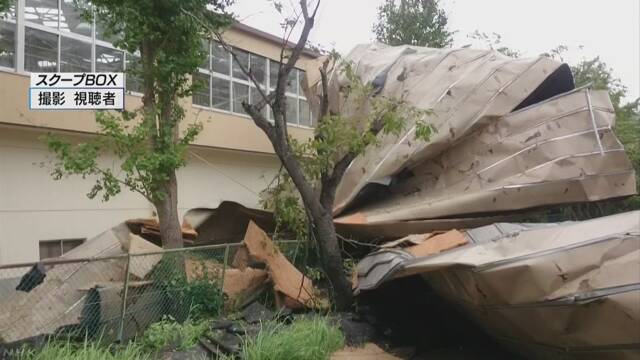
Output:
[0, 242, 303, 347]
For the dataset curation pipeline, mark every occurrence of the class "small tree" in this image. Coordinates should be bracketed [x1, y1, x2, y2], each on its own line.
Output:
[373, 0, 454, 48]
[192, 0, 433, 309]
[46, 0, 233, 248]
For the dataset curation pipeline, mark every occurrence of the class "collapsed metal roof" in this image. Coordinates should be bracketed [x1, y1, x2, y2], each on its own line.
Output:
[308, 43, 636, 234]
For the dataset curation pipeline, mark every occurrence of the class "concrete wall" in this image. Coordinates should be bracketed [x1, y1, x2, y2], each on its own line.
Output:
[0, 126, 279, 264]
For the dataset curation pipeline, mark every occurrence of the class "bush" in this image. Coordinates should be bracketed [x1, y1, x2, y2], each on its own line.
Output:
[151, 255, 224, 320]
[237, 316, 345, 360]
[14, 339, 149, 360]
[140, 316, 208, 352]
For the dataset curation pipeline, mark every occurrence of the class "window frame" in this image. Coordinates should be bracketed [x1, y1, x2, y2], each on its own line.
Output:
[0, 2, 17, 73]
[0, 0, 138, 95]
[38, 238, 85, 260]
[194, 40, 314, 129]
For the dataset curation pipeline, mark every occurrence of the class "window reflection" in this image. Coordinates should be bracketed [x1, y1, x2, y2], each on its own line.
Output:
[233, 82, 249, 114]
[249, 54, 266, 85]
[25, 27, 58, 72]
[25, 0, 59, 29]
[211, 77, 230, 111]
[60, 0, 92, 37]
[96, 45, 123, 72]
[192, 72, 210, 107]
[211, 42, 229, 75]
[232, 48, 248, 80]
[60, 36, 91, 72]
[299, 99, 311, 127]
[0, 22, 15, 68]
[1, 0, 16, 21]
[286, 95, 297, 124]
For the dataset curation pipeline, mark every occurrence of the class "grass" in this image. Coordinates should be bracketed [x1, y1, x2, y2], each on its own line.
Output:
[235, 316, 345, 360]
[13, 339, 150, 360]
[140, 316, 209, 352]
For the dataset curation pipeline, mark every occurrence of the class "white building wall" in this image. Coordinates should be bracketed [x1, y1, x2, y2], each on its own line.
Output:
[0, 126, 279, 265]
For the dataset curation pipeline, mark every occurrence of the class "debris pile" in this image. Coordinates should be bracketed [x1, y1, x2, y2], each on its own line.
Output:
[0, 217, 323, 346]
[307, 43, 636, 240]
[314, 43, 639, 359]
[355, 211, 640, 359]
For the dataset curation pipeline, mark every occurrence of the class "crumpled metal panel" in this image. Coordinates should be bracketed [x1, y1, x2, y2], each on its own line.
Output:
[355, 210, 640, 359]
[316, 43, 636, 226]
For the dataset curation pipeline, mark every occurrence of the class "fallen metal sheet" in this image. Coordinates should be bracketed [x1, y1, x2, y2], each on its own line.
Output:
[355, 211, 640, 359]
[312, 43, 635, 225]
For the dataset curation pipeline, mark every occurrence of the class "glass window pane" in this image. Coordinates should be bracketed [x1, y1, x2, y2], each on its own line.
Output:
[232, 48, 248, 80]
[1, 1, 16, 21]
[96, 45, 123, 72]
[250, 86, 268, 117]
[192, 72, 210, 107]
[199, 39, 209, 70]
[299, 99, 311, 127]
[249, 54, 266, 85]
[125, 53, 143, 93]
[211, 41, 229, 75]
[39, 241, 61, 260]
[0, 22, 16, 68]
[232, 82, 249, 114]
[269, 60, 279, 90]
[25, 0, 59, 29]
[286, 69, 297, 94]
[211, 77, 230, 111]
[25, 27, 58, 72]
[61, 239, 83, 253]
[60, 36, 91, 72]
[60, 0, 92, 37]
[298, 70, 307, 97]
[286, 95, 297, 125]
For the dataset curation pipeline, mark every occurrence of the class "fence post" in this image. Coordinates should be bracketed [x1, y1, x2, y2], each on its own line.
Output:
[220, 244, 230, 290]
[117, 253, 132, 343]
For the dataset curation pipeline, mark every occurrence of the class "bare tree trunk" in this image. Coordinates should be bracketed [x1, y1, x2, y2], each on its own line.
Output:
[312, 211, 353, 310]
[154, 171, 183, 249]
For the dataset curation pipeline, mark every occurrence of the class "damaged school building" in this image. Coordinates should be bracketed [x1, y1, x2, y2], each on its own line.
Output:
[0, 3, 639, 359]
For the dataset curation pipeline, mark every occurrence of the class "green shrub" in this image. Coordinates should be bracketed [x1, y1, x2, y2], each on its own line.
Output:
[14, 339, 149, 360]
[151, 255, 224, 320]
[140, 316, 208, 352]
[237, 317, 345, 360]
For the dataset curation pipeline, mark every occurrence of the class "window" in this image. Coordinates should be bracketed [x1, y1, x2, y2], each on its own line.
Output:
[39, 238, 84, 260]
[0, 0, 138, 91]
[96, 45, 124, 72]
[60, 0, 91, 37]
[192, 71, 210, 107]
[211, 41, 229, 74]
[0, 21, 15, 69]
[25, 0, 59, 29]
[233, 82, 249, 115]
[194, 41, 312, 126]
[25, 27, 57, 72]
[211, 76, 230, 110]
[60, 36, 91, 72]
[232, 49, 248, 80]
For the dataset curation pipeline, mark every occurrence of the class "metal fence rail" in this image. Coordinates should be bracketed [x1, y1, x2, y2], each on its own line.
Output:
[0, 241, 303, 346]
